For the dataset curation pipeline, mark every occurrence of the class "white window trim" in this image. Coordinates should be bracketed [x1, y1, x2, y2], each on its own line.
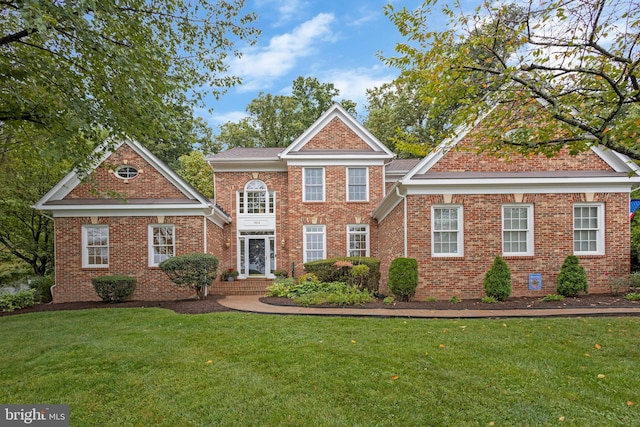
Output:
[431, 205, 464, 257]
[573, 203, 605, 255]
[346, 224, 370, 257]
[303, 167, 325, 202]
[303, 224, 326, 263]
[502, 204, 534, 256]
[82, 225, 109, 268]
[346, 167, 369, 202]
[148, 224, 176, 267]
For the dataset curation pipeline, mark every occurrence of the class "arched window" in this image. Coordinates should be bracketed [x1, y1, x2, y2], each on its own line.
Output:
[245, 180, 267, 214]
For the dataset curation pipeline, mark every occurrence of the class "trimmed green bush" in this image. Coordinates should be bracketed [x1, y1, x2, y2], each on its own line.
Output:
[0, 289, 36, 312]
[556, 255, 588, 297]
[91, 275, 137, 303]
[159, 253, 218, 299]
[483, 256, 512, 301]
[388, 257, 418, 302]
[303, 257, 381, 293]
[29, 275, 54, 303]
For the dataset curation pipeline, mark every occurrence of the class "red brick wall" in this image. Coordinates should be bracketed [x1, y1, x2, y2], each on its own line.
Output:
[396, 192, 629, 300]
[302, 118, 373, 151]
[67, 144, 187, 199]
[53, 216, 208, 302]
[376, 197, 406, 295]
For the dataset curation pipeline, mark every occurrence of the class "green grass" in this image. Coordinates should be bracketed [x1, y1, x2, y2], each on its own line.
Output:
[1, 309, 639, 426]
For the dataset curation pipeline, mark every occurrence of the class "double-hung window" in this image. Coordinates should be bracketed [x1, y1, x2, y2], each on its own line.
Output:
[347, 167, 368, 201]
[502, 205, 534, 256]
[432, 206, 463, 256]
[303, 225, 326, 262]
[347, 225, 369, 257]
[149, 224, 175, 266]
[574, 203, 604, 255]
[82, 225, 109, 267]
[303, 168, 324, 202]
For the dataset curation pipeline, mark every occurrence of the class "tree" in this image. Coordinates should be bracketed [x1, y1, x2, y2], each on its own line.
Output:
[1, 0, 257, 163]
[176, 151, 215, 198]
[383, 0, 640, 160]
[0, 140, 71, 276]
[214, 76, 357, 149]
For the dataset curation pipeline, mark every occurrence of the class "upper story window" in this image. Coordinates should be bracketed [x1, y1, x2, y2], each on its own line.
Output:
[574, 203, 604, 255]
[238, 180, 275, 214]
[82, 225, 109, 268]
[115, 165, 139, 179]
[432, 205, 464, 257]
[347, 167, 368, 202]
[502, 205, 534, 256]
[303, 168, 325, 202]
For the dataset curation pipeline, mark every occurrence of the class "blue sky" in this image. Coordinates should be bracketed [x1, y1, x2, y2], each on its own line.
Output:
[197, 0, 459, 132]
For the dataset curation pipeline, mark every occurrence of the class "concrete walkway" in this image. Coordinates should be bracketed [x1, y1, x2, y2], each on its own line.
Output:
[219, 295, 640, 318]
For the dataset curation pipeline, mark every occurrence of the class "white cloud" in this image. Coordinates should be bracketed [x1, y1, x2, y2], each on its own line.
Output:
[231, 13, 336, 92]
[320, 65, 397, 113]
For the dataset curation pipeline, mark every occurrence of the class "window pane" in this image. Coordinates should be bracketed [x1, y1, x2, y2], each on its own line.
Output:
[348, 168, 367, 201]
[84, 226, 109, 266]
[348, 225, 368, 257]
[151, 225, 174, 265]
[305, 168, 324, 201]
[574, 205, 600, 253]
[433, 208, 460, 255]
[304, 225, 325, 261]
[502, 206, 530, 254]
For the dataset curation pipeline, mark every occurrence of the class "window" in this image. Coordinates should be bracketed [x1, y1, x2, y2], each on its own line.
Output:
[347, 168, 368, 201]
[303, 225, 326, 262]
[347, 225, 369, 257]
[432, 206, 463, 256]
[82, 225, 109, 267]
[149, 225, 175, 266]
[303, 168, 324, 202]
[115, 165, 139, 179]
[238, 180, 274, 214]
[574, 203, 604, 255]
[502, 205, 534, 256]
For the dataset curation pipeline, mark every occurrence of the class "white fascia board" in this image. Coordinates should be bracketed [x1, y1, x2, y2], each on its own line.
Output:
[405, 182, 635, 195]
[372, 183, 404, 221]
[287, 159, 388, 167]
[590, 145, 640, 174]
[50, 206, 210, 218]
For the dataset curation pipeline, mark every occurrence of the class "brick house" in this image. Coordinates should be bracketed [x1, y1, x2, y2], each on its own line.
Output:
[37, 103, 640, 302]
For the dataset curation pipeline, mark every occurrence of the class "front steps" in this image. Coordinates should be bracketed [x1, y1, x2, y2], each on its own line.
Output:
[210, 279, 272, 296]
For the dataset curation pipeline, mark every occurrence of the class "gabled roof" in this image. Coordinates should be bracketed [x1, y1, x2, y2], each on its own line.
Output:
[280, 103, 395, 160]
[35, 138, 231, 225]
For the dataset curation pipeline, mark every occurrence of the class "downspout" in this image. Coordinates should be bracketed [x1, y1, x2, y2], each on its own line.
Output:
[395, 186, 408, 257]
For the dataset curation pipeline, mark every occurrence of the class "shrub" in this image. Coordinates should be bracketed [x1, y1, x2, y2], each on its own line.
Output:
[298, 273, 319, 284]
[351, 264, 370, 289]
[29, 275, 54, 303]
[483, 256, 511, 301]
[556, 255, 588, 297]
[91, 275, 137, 303]
[424, 297, 438, 302]
[291, 282, 374, 306]
[265, 278, 296, 297]
[303, 257, 381, 293]
[383, 296, 395, 305]
[542, 294, 564, 302]
[159, 253, 218, 299]
[272, 269, 289, 278]
[388, 257, 418, 302]
[0, 289, 36, 312]
[625, 292, 640, 301]
[630, 272, 640, 292]
[449, 295, 461, 303]
[481, 296, 497, 304]
[608, 275, 628, 296]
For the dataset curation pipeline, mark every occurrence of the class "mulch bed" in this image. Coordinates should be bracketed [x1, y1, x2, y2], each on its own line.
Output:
[2, 293, 638, 317]
[260, 294, 640, 310]
[0, 294, 231, 317]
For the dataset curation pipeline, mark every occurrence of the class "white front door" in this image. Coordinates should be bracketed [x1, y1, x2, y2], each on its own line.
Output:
[239, 234, 275, 278]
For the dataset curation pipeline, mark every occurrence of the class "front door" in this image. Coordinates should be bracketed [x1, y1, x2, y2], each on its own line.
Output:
[239, 233, 275, 278]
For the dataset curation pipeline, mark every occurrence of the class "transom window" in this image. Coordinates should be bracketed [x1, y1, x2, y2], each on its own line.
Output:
[82, 225, 109, 267]
[502, 205, 534, 256]
[115, 165, 139, 179]
[347, 225, 369, 257]
[347, 168, 368, 201]
[303, 168, 325, 202]
[432, 206, 463, 256]
[149, 224, 175, 267]
[574, 203, 604, 255]
[303, 225, 326, 262]
[238, 180, 274, 214]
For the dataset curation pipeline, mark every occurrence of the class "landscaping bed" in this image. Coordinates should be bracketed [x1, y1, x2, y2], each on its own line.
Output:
[261, 293, 640, 310]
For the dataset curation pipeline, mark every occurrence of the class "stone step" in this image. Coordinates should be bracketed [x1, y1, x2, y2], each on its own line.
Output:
[210, 279, 272, 296]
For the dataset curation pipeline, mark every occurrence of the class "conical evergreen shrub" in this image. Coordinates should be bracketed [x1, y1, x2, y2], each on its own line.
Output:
[388, 257, 418, 301]
[556, 255, 588, 297]
[483, 256, 512, 301]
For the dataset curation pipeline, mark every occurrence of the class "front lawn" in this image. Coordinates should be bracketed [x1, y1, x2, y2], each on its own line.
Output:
[1, 309, 638, 426]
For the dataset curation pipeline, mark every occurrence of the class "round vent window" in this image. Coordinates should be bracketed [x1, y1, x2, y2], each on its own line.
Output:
[115, 165, 139, 179]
